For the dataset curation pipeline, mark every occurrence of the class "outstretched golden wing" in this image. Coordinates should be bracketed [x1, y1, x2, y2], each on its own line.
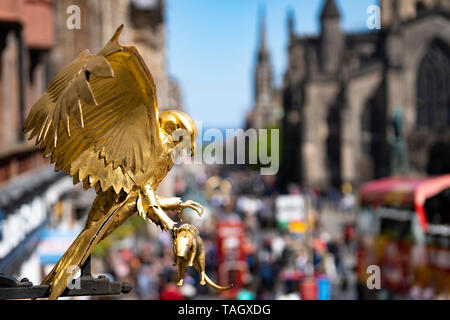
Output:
[24, 25, 162, 194]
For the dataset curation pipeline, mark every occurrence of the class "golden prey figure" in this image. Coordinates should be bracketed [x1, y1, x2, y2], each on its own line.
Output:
[172, 224, 232, 290]
[23, 25, 228, 299]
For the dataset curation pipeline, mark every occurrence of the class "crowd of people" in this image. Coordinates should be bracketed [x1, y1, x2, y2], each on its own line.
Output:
[89, 165, 357, 300]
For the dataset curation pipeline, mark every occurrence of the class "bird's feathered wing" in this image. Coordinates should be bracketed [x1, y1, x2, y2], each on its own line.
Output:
[24, 25, 162, 194]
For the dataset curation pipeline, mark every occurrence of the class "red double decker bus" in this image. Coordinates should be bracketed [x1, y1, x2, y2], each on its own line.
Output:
[356, 175, 450, 300]
[216, 218, 248, 298]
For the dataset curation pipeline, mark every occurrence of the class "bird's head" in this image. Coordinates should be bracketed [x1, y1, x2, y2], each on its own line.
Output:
[159, 110, 199, 157]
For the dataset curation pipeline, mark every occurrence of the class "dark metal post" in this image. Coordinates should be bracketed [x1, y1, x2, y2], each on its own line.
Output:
[0, 254, 132, 299]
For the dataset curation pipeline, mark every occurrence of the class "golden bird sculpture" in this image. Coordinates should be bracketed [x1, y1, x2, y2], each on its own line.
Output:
[23, 25, 216, 299]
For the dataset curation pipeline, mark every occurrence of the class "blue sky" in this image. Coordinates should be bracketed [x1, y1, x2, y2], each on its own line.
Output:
[165, 0, 378, 129]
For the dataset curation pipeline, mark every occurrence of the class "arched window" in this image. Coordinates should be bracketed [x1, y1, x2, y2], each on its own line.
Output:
[417, 40, 450, 129]
[359, 87, 388, 179]
[326, 105, 341, 187]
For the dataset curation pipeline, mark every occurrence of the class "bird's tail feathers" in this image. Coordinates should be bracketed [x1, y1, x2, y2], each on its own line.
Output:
[42, 204, 122, 299]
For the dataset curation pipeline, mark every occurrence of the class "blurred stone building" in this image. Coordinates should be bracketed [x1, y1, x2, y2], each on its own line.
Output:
[0, 0, 54, 182]
[279, 0, 450, 190]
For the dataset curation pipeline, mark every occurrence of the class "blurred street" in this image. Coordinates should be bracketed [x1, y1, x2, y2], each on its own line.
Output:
[1, 0, 450, 301]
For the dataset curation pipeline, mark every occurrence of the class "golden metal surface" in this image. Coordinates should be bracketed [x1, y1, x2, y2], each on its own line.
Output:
[23, 25, 224, 299]
[173, 224, 233, 291]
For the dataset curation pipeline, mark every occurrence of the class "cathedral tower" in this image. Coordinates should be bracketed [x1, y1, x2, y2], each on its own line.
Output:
[253, 9, 275, 129]
[320, 0, 344, 74]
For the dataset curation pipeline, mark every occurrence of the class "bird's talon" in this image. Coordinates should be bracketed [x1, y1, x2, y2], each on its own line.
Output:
[180, 200, 204, 217]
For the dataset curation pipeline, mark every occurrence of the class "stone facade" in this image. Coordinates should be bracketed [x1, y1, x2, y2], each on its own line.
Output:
[0, 0, 55, 184]
[278, 0, 450, 190]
